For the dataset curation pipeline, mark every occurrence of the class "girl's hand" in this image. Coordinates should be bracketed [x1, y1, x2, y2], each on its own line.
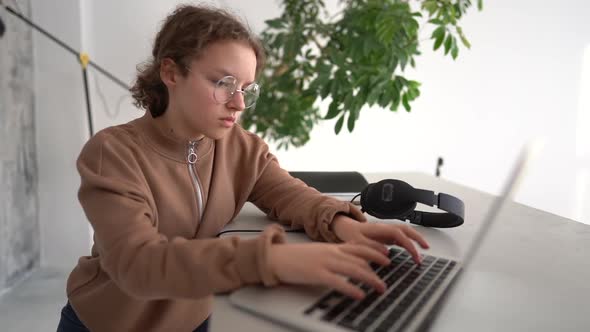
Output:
[331, 215, 430, 264]
[268, 242, 390, 300]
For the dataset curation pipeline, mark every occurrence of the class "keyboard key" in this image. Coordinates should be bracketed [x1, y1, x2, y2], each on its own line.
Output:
[322, 298, 354, 322]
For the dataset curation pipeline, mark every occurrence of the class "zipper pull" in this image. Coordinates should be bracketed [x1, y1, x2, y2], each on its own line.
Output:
[187, 142, 198, 164]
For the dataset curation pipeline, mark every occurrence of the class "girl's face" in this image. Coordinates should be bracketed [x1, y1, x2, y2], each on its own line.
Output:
[161, 40, 258, 141]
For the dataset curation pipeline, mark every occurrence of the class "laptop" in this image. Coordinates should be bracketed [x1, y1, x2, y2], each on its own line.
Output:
[229, 141, 543, 332]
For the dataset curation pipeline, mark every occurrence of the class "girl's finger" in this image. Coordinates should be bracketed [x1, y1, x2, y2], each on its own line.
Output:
[389, 228, 422, 264]
[328, 260, 387, 294]
[317, 272, 365, 300]
[347, 235, 389, 256]
[359, 223, 404, 245]
[361, 237, 389, 256]
[400, 225, 429, 249]
[341, 243, 390, 266]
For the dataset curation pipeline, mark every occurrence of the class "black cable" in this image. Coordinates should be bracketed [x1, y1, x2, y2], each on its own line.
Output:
[4, 6, 78, 58]
[82, 68, 94, 136]
[2, 5, 130, 91]
[350, 193, 361, 203]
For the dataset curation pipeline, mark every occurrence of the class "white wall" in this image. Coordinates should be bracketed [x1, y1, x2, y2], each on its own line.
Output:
[31, 0, 590, 266]
[31, 0, 90, 268]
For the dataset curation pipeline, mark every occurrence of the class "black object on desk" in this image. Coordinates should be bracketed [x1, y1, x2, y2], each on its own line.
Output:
[289, 171, 369, 193]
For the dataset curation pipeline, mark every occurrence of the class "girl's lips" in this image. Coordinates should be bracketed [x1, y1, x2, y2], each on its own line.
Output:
[220, 117, 236, 128]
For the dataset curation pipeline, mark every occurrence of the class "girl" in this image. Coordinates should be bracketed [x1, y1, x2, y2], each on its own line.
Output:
[57, 4, 428, 332]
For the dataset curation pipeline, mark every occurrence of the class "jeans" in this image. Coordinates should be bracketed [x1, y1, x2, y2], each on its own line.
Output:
[56, 302, 210, 332]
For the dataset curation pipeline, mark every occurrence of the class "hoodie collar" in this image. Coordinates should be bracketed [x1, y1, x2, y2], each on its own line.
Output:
[133, 112, 214, 163]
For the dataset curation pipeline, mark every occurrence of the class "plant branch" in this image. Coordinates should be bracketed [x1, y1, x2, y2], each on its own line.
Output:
[242, 0, 483, 149]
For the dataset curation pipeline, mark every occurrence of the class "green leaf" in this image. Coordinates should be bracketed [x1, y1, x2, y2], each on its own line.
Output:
[423, 1, 438, 16]
[450, 36, 459, 59]
[347, 110, 356, 132]
[378, 88, 392, 108]
[407, 80, 421, 90]
[390, 56, 399, 72]
[334, 114, 345, 134]
[431, 26, 445, 40]
[444, 35, 453, 55]
[478, 0, 484, 11]
[265, 18, 285, 29]
[402, 94, 411, 111]
[449, 5, 457, 23]
[325, 101, 341, 119]
[377, 81, 399, 107]
[390, 96, 400, 111]
[342, 93, 354, 111]
[433, 31, 445, 51]
[399, 53, 408, 70]
[451, 44, 459, 59]
[317, 61, 331, 74]
[394, 76, 406, 91]
[330, 77, 339, 96]
[406, 86, 418, 100]
[457, 26, 471, 49]
[366, 91, 378, 106]
[320, 80, 332, 99]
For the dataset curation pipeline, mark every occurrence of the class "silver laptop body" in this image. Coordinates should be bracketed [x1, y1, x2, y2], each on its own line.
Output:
[229, 142, 542, 332]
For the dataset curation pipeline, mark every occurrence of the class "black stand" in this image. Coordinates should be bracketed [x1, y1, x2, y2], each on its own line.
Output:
[1, 4, 130, 137]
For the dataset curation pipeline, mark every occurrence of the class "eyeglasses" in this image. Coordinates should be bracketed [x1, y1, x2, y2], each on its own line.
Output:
[213, 76, 260, 109]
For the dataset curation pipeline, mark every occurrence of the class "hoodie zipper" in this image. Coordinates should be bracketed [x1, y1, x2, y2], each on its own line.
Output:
[187, 141, 204, 222]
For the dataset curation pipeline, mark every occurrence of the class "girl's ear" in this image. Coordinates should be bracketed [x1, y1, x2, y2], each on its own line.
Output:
[160, 58, 178, 89]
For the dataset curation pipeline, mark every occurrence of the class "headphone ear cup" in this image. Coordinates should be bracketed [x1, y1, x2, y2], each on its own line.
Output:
[361, 179, 417, 219]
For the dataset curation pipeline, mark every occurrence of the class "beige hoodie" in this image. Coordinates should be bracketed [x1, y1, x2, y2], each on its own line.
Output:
[66, 112, 366, 331]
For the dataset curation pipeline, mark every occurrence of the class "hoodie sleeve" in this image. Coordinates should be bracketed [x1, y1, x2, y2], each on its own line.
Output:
[76, 131, 285, 300]
[247, 139, 367, 243]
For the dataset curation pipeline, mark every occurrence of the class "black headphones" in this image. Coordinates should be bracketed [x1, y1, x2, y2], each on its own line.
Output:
[359, 179, 464, 228]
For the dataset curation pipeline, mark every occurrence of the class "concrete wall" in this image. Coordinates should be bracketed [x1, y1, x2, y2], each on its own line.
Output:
[0, 0, 39, 293]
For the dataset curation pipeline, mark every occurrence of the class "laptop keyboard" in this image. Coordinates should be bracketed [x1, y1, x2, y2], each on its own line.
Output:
[304, 247, 458, 332]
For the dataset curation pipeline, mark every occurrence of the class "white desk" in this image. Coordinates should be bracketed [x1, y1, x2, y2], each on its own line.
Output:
[211, 172, 590, 332]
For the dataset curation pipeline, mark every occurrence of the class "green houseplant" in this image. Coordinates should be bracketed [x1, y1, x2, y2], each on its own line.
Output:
[240, 0, 483, 149]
